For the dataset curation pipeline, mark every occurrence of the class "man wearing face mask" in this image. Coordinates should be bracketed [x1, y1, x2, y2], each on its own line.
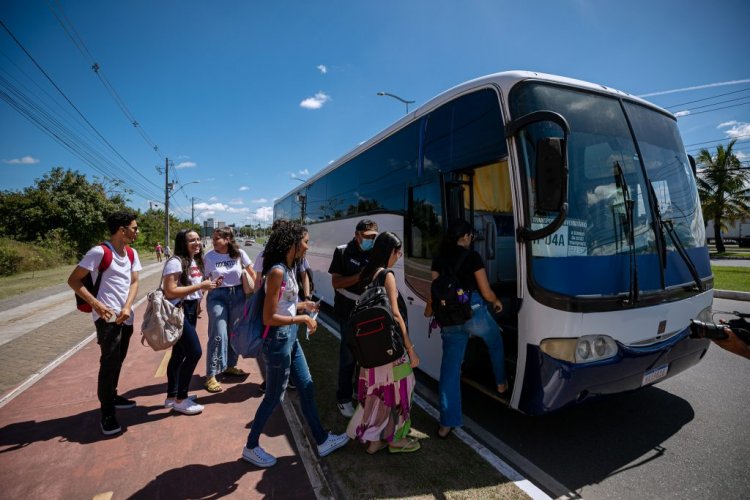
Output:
[328, 219, 379, 417]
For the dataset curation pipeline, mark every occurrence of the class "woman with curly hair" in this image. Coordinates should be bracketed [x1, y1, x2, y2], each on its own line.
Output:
[346, 231, 421, 454]
[242, 222, 349, 468]
[203, 227, 257, 393]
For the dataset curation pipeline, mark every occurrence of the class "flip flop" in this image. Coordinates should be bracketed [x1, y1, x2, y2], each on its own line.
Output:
[388, 438, 421, 454]
[366, 441, 388, 455]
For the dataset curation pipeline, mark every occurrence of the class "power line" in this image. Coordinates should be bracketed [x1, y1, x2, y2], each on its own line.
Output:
[0, 17, 163, 196]
[665, 86, 750, 109]
[675, 95, 750, 113]
[678, 100, 750, 117]
[684, 134, 750, 148]
[46, 0, 163, 158]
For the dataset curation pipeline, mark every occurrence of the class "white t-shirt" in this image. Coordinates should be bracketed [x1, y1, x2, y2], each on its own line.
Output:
[203, 249, 252, 287]
[162, 257, 204, 304]
[78, 244, 143, 325]
[266, 264, 298, 317]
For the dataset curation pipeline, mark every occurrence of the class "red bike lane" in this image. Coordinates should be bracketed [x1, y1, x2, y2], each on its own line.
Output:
[0, 299, 316, 499]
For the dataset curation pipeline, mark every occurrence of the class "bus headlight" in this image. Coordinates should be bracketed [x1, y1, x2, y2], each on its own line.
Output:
[541, 335, 618, 364]
[695, 305, 713, 323]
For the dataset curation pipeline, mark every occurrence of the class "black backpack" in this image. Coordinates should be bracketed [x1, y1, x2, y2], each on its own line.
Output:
[346, 269, 405, 368]
[431, 251, 473, 327]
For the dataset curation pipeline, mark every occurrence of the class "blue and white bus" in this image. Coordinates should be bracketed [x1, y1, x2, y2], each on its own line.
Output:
[274, 71, 713, 415]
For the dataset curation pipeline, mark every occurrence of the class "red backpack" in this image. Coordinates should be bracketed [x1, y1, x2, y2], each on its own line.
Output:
[75, 242, 135, 312]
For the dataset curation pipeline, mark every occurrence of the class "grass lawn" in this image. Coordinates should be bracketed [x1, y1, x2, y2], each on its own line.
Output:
[0, 255, 159, 301]
[297, 325, 527, 499]
[711, 266, 750, 292]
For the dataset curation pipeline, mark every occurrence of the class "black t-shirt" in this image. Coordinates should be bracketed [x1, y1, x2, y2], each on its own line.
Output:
[431, 247, 485, 292]
[328, 239, 370, 317]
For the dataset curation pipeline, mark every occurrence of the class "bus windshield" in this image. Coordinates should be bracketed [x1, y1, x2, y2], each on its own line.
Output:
[509, 82, 708, 305]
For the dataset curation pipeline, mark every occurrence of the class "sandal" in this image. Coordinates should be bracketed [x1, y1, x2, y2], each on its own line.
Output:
[223, 367, 248, 377]
[204, 376, 222, 393]
[388, 438, 421, 454]
[437, 426, 453, 439]
[366, 440, 388, 455]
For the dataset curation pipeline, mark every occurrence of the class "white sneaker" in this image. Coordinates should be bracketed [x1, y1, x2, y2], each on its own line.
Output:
[164, 394, 198, 408]
[337, 402, 355, 418]
[172, 399, 204, 415]
[317, 432, 350, 457]
[242, 446, 277, 467]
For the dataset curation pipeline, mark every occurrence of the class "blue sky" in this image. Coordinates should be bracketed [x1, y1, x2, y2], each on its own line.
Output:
[1, 0, 749, 226]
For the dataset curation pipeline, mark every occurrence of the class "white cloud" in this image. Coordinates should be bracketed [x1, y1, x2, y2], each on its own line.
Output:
[239, 186, 250, 191]
[3, 155, 40, 165]
[175, 161, 197, 169]
[255, 206, 274, 223]
[229, 198, 244, 205]
[209, 196, 218, 202]
[252, 198, 268, 203]
[317, 64, 327, 74]
[300, 92, 331, 110]
[195, 201, 250, 215]
[674, 110, 691, 117]
[718, 121, 750, 140]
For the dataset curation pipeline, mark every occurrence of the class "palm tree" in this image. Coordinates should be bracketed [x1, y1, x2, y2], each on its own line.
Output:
[696, 139, 750, 253]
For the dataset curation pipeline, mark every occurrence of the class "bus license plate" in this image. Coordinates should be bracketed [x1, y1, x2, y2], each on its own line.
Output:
[641, 365, 669, 386]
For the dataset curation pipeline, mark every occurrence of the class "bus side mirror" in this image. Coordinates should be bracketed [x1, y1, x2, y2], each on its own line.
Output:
[536, 137, 567, 212]
[688, 154, 697, 177]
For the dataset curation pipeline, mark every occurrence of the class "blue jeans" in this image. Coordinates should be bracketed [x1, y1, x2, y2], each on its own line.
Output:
[167, 300, 202, 399]
[439, 293, 506, 427]
[206, 285, 244, 378]
[246, 324, 328, 449]
[336, 318, 357, 404]
[94, 319, 133, 416]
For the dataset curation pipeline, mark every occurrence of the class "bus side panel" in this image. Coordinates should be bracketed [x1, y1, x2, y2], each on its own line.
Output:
[304, 215, 442, 378]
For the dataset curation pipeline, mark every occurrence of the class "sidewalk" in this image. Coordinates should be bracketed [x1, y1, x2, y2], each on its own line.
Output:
[0, 285, 322, 499]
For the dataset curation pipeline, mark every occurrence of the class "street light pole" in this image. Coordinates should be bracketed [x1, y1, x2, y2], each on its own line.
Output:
[377, 91, 415, 114]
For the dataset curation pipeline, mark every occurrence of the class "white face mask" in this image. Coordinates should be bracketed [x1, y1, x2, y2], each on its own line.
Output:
[360, 238, 375, 251]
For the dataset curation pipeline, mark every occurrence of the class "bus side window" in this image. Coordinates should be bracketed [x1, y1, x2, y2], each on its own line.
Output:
[405, 181, 443, 300]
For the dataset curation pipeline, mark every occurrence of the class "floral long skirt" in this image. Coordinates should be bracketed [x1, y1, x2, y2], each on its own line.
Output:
[346, 354, 415, 444]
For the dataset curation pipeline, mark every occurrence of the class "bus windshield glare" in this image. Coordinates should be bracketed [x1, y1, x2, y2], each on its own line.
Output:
[510, 83, 709, 304]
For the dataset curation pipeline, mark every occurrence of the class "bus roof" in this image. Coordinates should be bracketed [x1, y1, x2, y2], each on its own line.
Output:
[276, 70, 672, 202]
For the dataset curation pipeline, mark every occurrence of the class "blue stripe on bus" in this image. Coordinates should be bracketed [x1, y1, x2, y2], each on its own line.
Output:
[531, 246, 710, 296]
[517, 327, 711, 415]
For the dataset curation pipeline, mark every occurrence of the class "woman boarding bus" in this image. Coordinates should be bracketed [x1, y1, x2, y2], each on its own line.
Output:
[275, 71, 713, 415]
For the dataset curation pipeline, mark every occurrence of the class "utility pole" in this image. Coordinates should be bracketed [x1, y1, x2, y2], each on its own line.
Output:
[191, 197, 195, 227]
[164, 157, 170, 246]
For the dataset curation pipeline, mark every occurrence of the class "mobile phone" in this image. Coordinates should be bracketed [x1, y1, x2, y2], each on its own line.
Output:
[689, 320, 729, 340]
[309, 298, 322, 320]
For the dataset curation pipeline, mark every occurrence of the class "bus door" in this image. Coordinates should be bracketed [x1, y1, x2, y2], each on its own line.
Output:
[444, 162, 520, 396]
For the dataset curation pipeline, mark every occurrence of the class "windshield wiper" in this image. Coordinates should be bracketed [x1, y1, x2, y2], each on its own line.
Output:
[614, 161, 639, 304]
[648, 183, 704, 292]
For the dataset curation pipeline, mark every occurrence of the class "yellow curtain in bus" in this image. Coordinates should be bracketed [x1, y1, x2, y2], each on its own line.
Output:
[468, 160, 512, 213]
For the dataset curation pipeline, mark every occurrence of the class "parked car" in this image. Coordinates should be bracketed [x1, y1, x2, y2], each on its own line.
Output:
[244, 240, 252, 246]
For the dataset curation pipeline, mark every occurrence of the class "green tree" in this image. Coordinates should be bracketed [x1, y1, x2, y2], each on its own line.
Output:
[0, 167, 127, 256]
[696, 140, 750, 253]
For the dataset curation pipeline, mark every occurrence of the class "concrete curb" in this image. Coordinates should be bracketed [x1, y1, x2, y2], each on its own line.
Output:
[714, 289, 750, 301]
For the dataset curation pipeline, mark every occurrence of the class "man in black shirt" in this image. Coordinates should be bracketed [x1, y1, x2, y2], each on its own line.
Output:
[328, 219, 378, 417]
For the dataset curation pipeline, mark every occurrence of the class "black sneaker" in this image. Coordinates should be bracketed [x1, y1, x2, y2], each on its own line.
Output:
[113, 395, 136, 409]
[101, 414, 122, 435]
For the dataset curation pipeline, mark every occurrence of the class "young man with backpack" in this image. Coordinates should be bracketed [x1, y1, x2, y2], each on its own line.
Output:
[68, 211, 143, 436]
[328, 219, 378, 418]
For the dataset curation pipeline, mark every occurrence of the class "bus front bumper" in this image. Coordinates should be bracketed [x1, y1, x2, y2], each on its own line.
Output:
[517, 328, 711, 415]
